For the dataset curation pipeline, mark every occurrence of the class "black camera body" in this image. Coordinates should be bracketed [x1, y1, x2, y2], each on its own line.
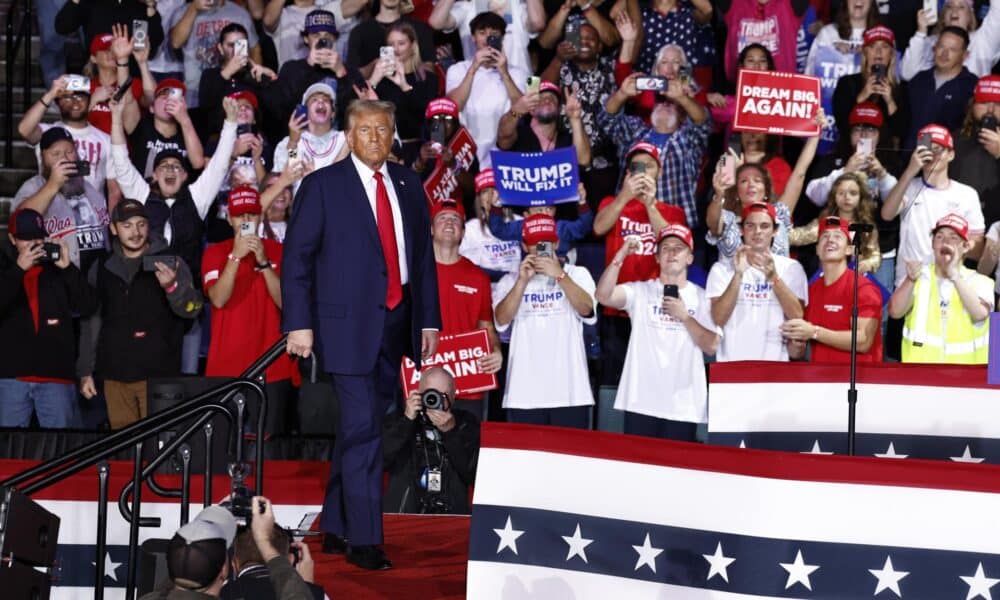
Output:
[315, 37, 333, 50]
[37, 243, 61, 264]
[421, 388, 449, 411]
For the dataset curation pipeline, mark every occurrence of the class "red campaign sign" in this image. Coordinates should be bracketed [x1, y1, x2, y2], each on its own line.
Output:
[424, 128, 477, 203]
[399, 329, 497, 397]
[733, 70, 821, 137]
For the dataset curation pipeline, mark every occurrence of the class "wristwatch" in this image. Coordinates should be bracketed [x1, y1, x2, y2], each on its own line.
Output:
[255, 261, 272, 272]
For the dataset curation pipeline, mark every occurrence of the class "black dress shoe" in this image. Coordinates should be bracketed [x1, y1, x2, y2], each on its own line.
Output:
[322, 533, 348, 554]
[347, 544, 393, 570]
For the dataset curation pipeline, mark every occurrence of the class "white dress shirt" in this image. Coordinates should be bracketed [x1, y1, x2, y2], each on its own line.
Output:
[351, 153, 409, 284]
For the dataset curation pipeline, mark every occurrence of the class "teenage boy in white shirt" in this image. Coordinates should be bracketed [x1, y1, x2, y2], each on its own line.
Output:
[596, 223, 719, 441]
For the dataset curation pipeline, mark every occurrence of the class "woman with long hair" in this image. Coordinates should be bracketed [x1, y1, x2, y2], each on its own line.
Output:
[791, 172, 881, 274]
[832, 25, 910, 146]
[804, 0, 880, 75]
[368, 22, 439, 165]
[706, 43, 774, 139]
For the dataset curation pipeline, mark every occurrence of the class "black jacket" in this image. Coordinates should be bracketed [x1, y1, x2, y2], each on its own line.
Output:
[382, 408, 479, 515]
[0, 243, 98, 380]
[80, 234, 203, 382]
[55, 0, 164, 61]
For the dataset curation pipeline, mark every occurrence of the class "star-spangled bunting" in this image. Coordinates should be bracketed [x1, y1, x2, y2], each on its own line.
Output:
[91, 552, 123, 583]
[961, 562, 999, 600]
[869, 555, 909, 597]
[952, 445, 986, 464]
[632, 533, 663, 573]
[494, 516, 524, 555]
[780, 549, 820, 590]
[562, 523, 593, 563]
[703, 542, 735, 583]
[875, 442, 909, 459]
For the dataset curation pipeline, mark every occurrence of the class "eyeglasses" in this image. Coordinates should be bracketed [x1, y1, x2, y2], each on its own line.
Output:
[157, 163, 184, 172]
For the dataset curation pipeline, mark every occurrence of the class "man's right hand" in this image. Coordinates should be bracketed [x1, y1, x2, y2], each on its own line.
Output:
[618, 73, 642, 98]
[908, 145, 934, 174]
[44, 75, 69, 105]
[471, 46, 494, 70]
[194, 0, 215, 11]
[733, 246, 751, 275]
[517, 255, 537, 282]
[404, 390, 422, 420]
[16, 241, 46, 271]
[287, 329, 313, 358]
[80, 376, 98, 399]
[231, 231, 254, 259]
[905, 259, 922, 282]
[250, 496, 280, 561]
[49, 159, 79, 187]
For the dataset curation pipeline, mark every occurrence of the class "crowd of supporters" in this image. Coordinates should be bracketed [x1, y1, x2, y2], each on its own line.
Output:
[4, 0, 1000, 445]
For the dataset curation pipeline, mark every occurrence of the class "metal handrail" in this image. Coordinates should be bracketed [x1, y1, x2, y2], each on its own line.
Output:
[3, 0, 32, 167]
[0, 334, 291, 600]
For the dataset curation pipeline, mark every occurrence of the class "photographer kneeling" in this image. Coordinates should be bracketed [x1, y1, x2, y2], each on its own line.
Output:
[383, 367, 480, 515]
[142, 497, 313, 600]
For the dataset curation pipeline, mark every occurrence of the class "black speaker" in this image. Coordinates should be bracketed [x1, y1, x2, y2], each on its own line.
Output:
[0, 488, 60, 567]
[0, 560, 51, 600]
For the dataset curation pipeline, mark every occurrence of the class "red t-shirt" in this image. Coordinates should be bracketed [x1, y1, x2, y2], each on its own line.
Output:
[806, 269, 883, 363]
[435, 257, 493, 401]
[202, 239, 293, 382]
[598, 196, 687, 316]
[88, 78, 144, 134]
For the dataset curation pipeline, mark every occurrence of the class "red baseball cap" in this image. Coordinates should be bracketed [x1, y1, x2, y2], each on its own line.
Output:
[917, 123, 954, 150]
[425, 97, 459, 119]
[741, 202, 777, 224]
[228, 186, 261, 217]
[818, 215, 851, 240]
[431, 200, 465, 221]
[474, 169, 495, 193]
[863, 25, 895, 47]
[849, 102, 883, 128]
[538, 81, 561, 99]
[974, 75, 1000, 104]
[522, 214, 558, 246]
[228, 90, 258, 110]
[90, 33, 114, 55]
[933, 213, 970, 240]
[625, 141, 660, 164]
[656, 223, 693, 251]
[155, 78, 187, 98]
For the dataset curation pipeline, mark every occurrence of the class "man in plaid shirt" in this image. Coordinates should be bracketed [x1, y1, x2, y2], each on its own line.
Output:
[597, 72, 710, 229]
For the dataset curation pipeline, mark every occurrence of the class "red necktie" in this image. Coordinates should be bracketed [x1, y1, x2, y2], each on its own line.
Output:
[374, 172, 402, 309]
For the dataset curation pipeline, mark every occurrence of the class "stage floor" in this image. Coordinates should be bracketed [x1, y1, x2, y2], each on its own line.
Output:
[308, 514, 470, 599]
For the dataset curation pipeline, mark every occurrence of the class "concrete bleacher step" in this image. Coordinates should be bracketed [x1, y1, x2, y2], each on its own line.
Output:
[0, 58, 45, 86]
[0, 33, 41, 62]
[0, 168, 36, 197]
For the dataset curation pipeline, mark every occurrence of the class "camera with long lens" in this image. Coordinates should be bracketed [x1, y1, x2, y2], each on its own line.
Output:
[420, 388, 449, 411]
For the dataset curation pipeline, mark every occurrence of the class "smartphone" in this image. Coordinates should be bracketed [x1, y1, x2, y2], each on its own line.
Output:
[630, 161, 647, 175]
[112, 77, 133, 103]
[636, 77, 668, 92]
[429, 119, 446, 146]
[293, 104, 308, 122]
[663, 284, 679, 299]
[142, 255, 178, 272]
[564, 22, 581, 49]
[74, 160, 91, 177]
[240, 221, 256, 237]
[719, 154, 735, 186]
[66, 75, 90, 93]
[678, 64, 692, 88]
[487, 35, 502, 51]
[234, 38, 248, 58]
[536, 241, 554, 258]
[917, 131, 933, 150]
[982, 114, 999, 131]
[526, 75, 540, 95]
[236, 123, 254, 136]
[870, 63, 887, 82]
[133, 19, 148, 50]
[380, 45, 396, 75]
[856, 137, 874, 156]
[923, 0, 938, 26]
[167, 87, 183, 100]
[37, 242, 61, 264]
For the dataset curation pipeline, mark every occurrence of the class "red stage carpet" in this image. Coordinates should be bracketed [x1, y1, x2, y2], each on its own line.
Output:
[308, 514, 470, 599]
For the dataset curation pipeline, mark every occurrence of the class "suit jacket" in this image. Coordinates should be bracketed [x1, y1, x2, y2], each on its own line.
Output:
[282, 155, 441, 374]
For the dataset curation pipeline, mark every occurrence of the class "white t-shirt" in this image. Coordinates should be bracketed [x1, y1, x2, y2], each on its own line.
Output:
[494, 264, 597, 409]
[986, 222, 1000, 294]
[272, 129, 347, 194]
[448, 0, 534, 77]
[706, 254, 809, 362]
[36, 122, 112, 194]
[894, 178, 985, 287]
[614, 280, 719, 423]
[445, 60, 528, 168]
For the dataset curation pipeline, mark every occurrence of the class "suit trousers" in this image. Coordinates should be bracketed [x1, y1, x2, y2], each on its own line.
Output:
[318, 290, 411, 546]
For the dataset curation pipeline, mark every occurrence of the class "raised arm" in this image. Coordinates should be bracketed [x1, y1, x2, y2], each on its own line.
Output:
[778, 113, 823, 213]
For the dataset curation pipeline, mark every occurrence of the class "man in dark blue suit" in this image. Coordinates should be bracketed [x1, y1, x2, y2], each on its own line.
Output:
[281, 99, 441, 570]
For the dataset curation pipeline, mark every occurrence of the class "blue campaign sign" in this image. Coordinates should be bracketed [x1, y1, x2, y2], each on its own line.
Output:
[990, 313, 1000, 384]
[490, 147, 580, 206]
[808, 43, 861, 155]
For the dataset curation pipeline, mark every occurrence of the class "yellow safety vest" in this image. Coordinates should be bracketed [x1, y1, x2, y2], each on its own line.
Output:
[902, 265, 990, 364]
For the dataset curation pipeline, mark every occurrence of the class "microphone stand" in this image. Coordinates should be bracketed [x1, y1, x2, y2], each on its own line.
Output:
[846, 223, 873, 456]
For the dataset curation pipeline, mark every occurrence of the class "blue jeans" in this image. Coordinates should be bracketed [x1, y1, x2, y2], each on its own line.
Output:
[181, 320, 202, 375]
[0, 379, 81, 428]
[35, 0, 68, 87]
